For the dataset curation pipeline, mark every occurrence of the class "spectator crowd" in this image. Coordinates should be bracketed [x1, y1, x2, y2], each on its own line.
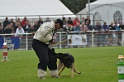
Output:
[0, 16, 124, 36]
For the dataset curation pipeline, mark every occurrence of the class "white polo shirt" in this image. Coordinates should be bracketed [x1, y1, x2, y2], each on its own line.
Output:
[33, 21, 55, 44]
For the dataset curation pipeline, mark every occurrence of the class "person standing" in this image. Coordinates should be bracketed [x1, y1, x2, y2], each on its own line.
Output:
[85, 16, 91, 25]
[0, 23, 4, 35]
[67, 17, 73, 26]
[38, 17, 44, 26]
[21, 17, 28, 27]
[34, 21, 40, 31]
[3, 17, 10, 30]
[23, 20, 31, 33]
[32, 19, 63, 79]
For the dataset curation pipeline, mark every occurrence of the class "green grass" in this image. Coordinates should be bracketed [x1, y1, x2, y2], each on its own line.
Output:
[0, 46, 123, 82]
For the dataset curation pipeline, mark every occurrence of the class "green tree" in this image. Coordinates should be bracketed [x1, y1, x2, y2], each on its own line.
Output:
[60, 0, 96, 14]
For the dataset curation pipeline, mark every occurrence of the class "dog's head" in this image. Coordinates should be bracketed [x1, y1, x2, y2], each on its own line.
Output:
[56, 53, 74, 68]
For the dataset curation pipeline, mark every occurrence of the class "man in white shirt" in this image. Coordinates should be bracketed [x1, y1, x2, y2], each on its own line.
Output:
[32, 19, 63, 79]
[15, 24, 25, 36]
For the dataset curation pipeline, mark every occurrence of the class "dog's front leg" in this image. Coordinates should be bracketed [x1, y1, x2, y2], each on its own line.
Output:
[58, 60, 62, 71]
[58, 64, 65, 76]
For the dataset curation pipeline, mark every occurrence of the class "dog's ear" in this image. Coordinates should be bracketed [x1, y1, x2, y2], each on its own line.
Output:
[56, 53, 63, 59]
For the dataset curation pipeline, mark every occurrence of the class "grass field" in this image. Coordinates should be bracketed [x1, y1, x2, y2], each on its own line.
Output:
[0, 46, 123, 82]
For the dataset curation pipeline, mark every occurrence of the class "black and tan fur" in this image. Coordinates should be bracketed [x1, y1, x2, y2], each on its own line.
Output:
[56, 53, 81, 78]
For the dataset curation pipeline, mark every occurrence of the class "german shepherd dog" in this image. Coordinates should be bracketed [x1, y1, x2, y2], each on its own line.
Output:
[56, 53, 81, 78]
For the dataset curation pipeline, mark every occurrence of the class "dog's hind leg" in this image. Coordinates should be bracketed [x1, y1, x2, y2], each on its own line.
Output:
[74, 68, 81, 74]
[71, 63, 75, 78]
[71, 64, 81, 78]
[71, 64, 81, 74]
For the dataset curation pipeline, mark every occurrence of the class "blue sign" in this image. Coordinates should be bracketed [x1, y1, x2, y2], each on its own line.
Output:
[0, 37, 4, 48]
[0, 37, 20, 49]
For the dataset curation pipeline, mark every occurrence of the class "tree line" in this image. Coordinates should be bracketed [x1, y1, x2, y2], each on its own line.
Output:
[60, 0, 96, 14]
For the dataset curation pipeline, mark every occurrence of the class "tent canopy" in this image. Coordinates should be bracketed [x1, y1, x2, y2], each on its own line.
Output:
[91, 0, 124, 5]
[77, 0, 124, 25]
[0, 0, 74, 18]
[78, 0, 124, 14]
[87, 0, 124, 11]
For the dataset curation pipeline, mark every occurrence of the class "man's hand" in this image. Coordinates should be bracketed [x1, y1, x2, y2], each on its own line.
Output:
[50, 41, 56, 44]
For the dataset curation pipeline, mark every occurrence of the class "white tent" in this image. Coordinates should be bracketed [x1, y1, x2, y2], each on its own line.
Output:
[78, 0, 124, 25]
[0, 0, 74, 19]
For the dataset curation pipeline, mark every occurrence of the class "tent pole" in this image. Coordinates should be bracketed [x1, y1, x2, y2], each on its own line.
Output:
[88, 0, 90, 16]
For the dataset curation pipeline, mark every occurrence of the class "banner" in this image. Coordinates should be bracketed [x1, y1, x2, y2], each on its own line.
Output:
[68, 34, 87, 45]
[0, 37, 4, 48]
[122, 32, 124, 45]
[0, 37, 20, 49]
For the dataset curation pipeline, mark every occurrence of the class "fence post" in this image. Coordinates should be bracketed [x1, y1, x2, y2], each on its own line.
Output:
[59, 32, 62, 49]
[122, 31, 124, 46]
[117, 55, 124, 82]
[26, 33, 28, 50]
[92, 30, 95, 47]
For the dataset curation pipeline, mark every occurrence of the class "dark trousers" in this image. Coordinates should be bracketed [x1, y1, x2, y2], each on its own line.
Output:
[32, 39, 57, 71]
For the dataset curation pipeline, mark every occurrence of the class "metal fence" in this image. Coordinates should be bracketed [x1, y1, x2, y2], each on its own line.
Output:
[0, 30, 123, 50]
[54, 31, 124, 48]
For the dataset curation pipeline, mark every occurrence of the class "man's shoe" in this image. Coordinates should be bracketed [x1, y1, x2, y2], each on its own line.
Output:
[39, 76, 46, 79]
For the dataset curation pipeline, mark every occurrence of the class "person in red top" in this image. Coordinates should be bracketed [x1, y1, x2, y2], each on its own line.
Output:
[21, 17, 27, 27]
[73, 17, 80, 26]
